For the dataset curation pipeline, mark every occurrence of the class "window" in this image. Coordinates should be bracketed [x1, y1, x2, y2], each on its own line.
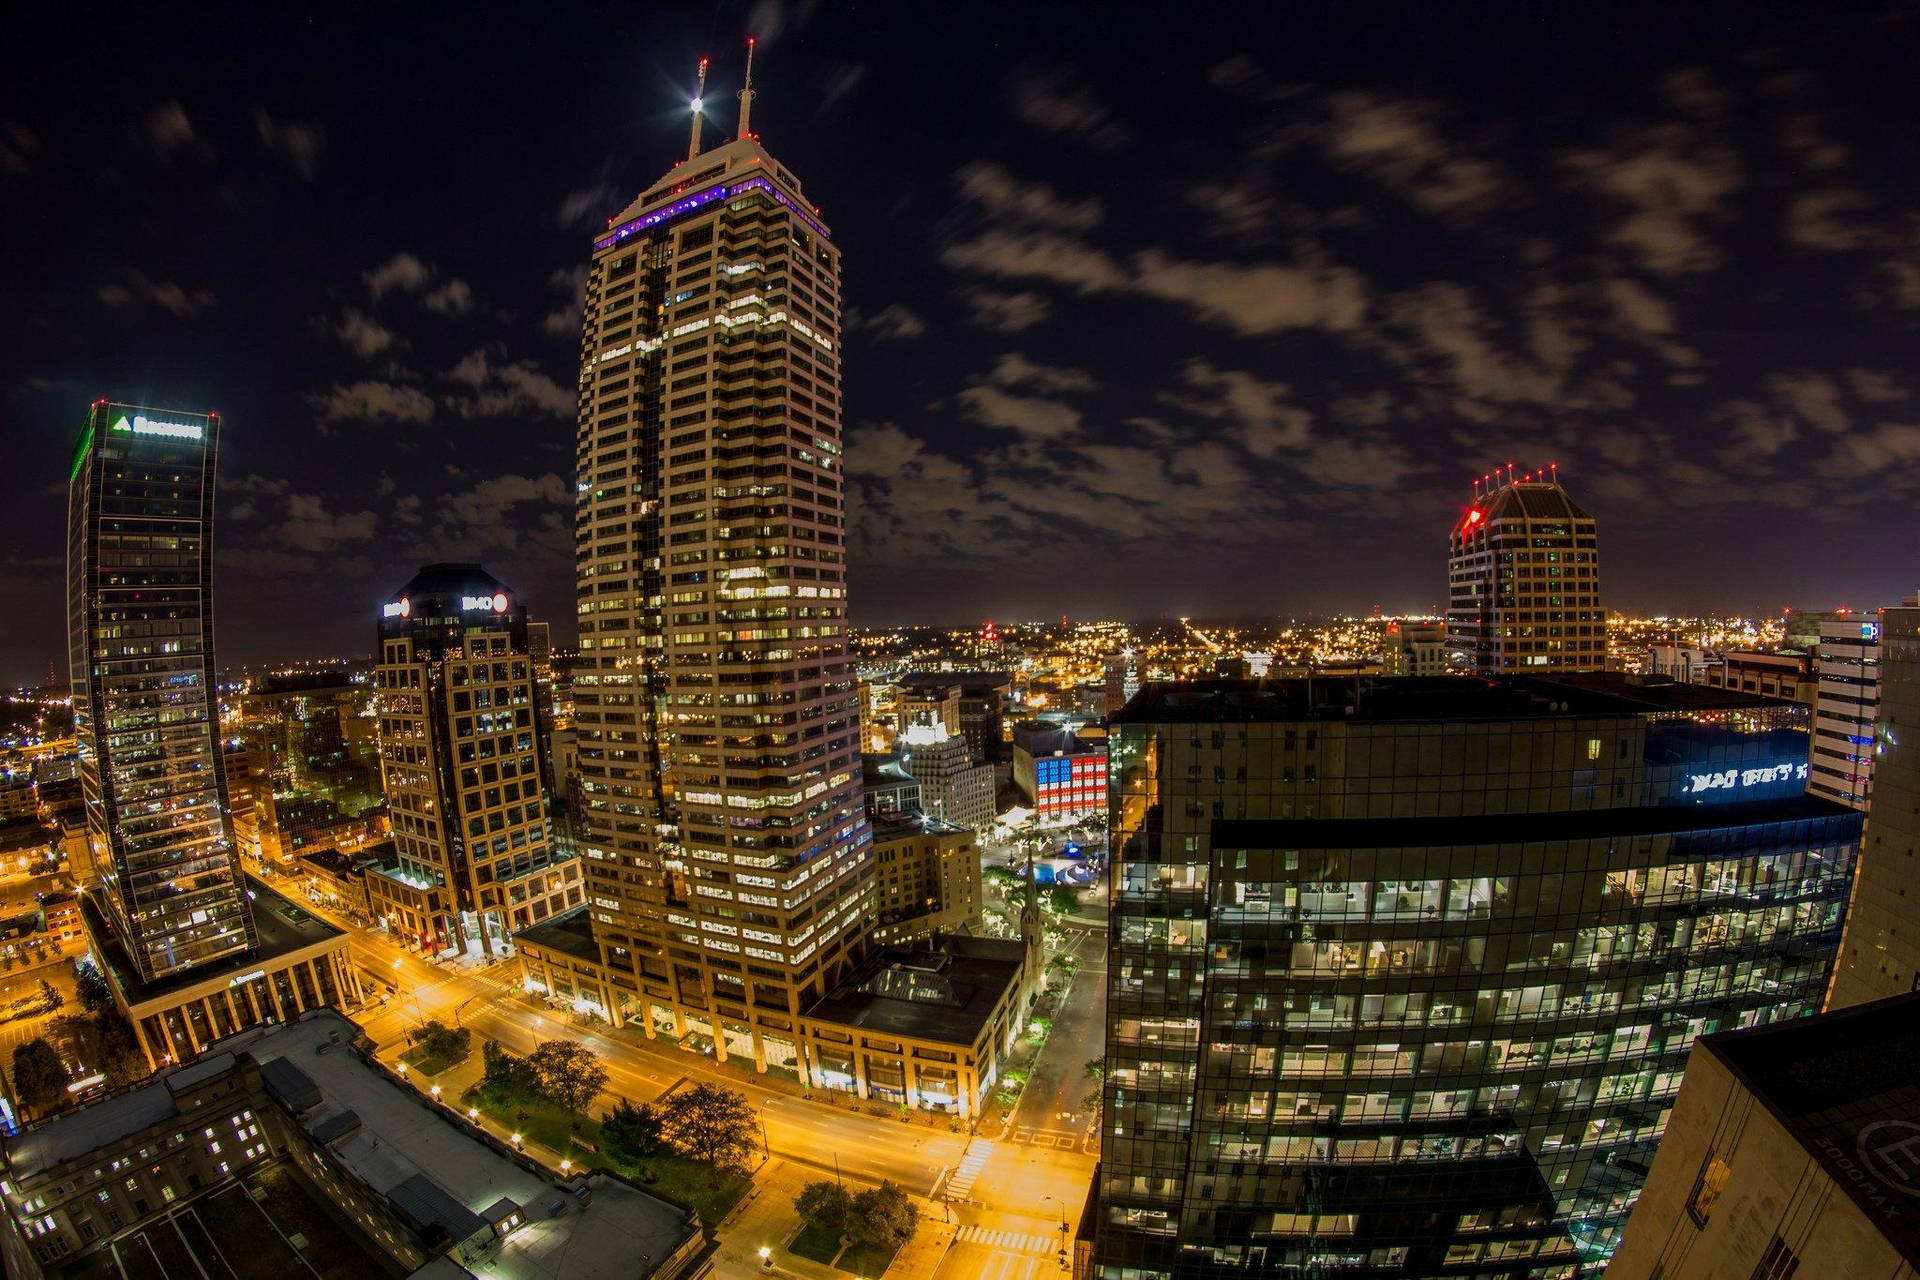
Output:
[1748, 1236, 1799, 1280]
[1686, 1154, 1731, 1225]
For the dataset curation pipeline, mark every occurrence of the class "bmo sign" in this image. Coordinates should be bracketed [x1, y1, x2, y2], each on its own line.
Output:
[1683, 761, 1809, 795]
[462, 593, 510, 613]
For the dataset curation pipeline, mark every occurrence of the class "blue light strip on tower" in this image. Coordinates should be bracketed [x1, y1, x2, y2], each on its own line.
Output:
[595, 175, 829, 252]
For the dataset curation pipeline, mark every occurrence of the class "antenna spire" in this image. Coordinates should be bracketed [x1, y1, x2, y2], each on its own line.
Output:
[737, 35, 757, 140]
[687, 57, 710, 161]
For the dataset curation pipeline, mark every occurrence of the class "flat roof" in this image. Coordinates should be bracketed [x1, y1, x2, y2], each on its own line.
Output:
[1705, 993, 1920, 1265]
[82, 873, 345, 1007]
[514, 904, 602, 963]
[248, 1012, 697, 1279]
[805, 937, 1023, 1046]
[1112, 673, 1784, 725]
[871, 812, 969, 842]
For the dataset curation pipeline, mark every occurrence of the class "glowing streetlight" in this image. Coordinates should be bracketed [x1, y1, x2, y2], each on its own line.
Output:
[759, 1245, 773, 1270]
[397, 1061, 408, 1076]
[467, 1107, 479, 1121]
[511, 1132, 523, 1146]
[560, 1158, 572, 1174]
[429, 1084, 441, 1098]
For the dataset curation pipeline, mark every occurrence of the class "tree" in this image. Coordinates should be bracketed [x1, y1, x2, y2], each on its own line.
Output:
[480, 1040, 536, 1097]
[76, 962, 114, 1015]
[12, 1038, 67, 1114]
[793, 1180, 854, 1234]
[94, 1012, 144, 1082]
[1047, 885, 1080, 917]
[416, 1020, 472, 1065]
[659, 1081, 760, 1171]
[1082, 1058, 1108, 1124]
[527, 1040, 607, 1116]
[849, 1181, 918, 1252]
[36, 980, 63, 1014]
[600, 1099, 666, 1164]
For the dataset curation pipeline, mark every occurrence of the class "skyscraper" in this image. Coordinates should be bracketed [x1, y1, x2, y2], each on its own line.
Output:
[67, 401, 256, 982]
[1448, 468, 1604, 674]
[1809, 611, 1880, 811]
[567, 50, 872, 1069]
[1093, 675, 1859, 1278]
[1828, 601, 1919, 1007]
[367, 564, 581, 956]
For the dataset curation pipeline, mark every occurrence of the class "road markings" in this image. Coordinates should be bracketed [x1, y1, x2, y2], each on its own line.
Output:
[944, 1140, 993, 1200]
[956, 1224, 1058, 1253]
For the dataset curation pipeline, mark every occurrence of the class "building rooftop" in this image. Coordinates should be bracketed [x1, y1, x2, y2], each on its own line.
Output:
[805, 936, 1023, 1046]
[871, 812, 968, 843]
[81, 873, 345, 1007]
[1705, 993, 1920, 1265]
[1112, 673, 1783, 725]
[514, 905, 602, 963]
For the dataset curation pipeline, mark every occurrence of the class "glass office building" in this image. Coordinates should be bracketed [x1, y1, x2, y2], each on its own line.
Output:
[1094, 674, 1861, 1278]
[67, 401, 256, 983]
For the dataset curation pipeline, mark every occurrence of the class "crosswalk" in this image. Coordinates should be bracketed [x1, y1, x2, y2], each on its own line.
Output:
[943, 1141, 993, 1200]
[957, 1224, 1059, 1254]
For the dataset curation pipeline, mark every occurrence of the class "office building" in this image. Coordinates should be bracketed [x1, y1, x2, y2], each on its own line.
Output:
[901, 724, 996, 834]
[1830, 602, 1920, 1007]
[1382, 621, 1450, 677]
[902, 680, 963, 739]
[870, 811, 980, 945]
[564, 54, 872, 1074]
[66, 401, 255, 982]
[1447, 469, 1604, 674]
[1610, 992, 1920, 1278]
[1810, 612, 1880, 811]
[368, 564, 581, 957]
[0, 1009, 705, 1280]
[1013, 719, 1108, 819]
[1089, 674, 1861, 1278]
[903, 670, 1010, 762]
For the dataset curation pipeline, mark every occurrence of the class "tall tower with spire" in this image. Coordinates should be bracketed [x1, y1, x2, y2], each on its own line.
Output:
[1447, 464, 1605, 674]
[569, 44, 872, 1072]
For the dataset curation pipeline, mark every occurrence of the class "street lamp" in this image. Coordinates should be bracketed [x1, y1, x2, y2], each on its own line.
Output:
[511, 1132, 523, 1147]
[560, 1158, 571, 1174]
[429, 1084, 440, 1099]
[467, 1107, 479, 1121]
[758, 1245, 772, 1270]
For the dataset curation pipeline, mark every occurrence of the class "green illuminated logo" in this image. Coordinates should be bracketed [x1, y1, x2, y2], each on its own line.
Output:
[111, 415, 132, 433]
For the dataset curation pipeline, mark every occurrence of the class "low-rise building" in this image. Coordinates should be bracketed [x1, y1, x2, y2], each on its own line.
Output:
[294, 843, 385, 920]
[81, 876, 363, 1071]
[1610, 992, 1920, 1278]
[0, 1009, 706, 1280]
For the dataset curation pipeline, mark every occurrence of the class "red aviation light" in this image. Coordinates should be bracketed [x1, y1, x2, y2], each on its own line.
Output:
[1465, 508, 1485, 526]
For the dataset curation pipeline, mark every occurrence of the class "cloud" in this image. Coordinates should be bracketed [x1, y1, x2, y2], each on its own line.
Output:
[1785, 187, 1877, 252]
[1131, 250, 1370, 335]
[334, 309, 397, 357]
[942, 230, 1127, 293]
[440, 350, 574, 418]
[1318, 90, 1517, 222]
[281, 493, 377, 552]
[1562, 123, 1743, 274]
[962, 288, 1051, 333]
[1780, 113, 1850, 171]
[557, 183, 620, 230]
[0, 122, 36, 176]
[308, 381, 435, 424]
[954, 161, 1104, 231]
[817, 64, 865, 114]
[545, 264, 589, 337]
[145, 102, 195, 155]
[1187, 182, 1278, 241]
[97, 270, 216, 317]
[1601, 278, 1676, 336]
[1006, 74, 1128, 149]
[424, 279, 475, 314]
[1819, 422, 1920, 479]
[858, 304, 926, 342]
[254, 110, 322, 179]
[985, 353, 1097, 395]
[1168, 360, 1313, 458]
[365, 253, 433, 300]
[1768, 371, 1849, 435]
[1848, 369, 1911, 403]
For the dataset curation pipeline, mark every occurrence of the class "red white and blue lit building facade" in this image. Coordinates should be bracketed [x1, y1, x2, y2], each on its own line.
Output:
[1034, 746, 1108, 819]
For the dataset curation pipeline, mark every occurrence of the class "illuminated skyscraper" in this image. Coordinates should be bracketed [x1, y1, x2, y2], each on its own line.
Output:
[567, 49, 871, 1069]
[67, 401, 256, 982]
[367, 565, 582, 956]
[1448, 467, 1604, 674]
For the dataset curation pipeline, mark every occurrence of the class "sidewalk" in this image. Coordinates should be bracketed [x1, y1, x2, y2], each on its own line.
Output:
[705, 1158, 958, 1280]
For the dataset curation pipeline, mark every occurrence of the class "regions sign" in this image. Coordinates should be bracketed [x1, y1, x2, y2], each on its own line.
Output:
[111, 413, 204, 441]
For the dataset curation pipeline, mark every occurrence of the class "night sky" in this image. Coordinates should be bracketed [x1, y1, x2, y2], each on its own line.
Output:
[5, 3, 1919, 684]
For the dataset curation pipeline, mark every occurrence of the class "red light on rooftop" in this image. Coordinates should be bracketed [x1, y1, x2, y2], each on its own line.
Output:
[1465, 508, 1484, 526]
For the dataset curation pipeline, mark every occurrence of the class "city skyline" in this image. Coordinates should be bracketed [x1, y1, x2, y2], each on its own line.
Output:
[4, 5, 1920, 682]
